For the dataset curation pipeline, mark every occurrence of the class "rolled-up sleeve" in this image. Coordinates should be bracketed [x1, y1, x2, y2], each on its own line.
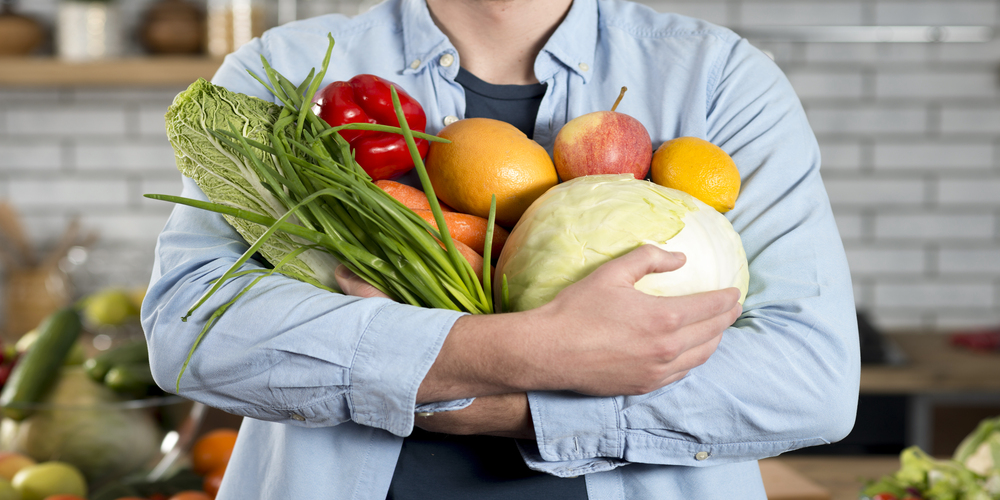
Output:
[522, 38, 859, 476]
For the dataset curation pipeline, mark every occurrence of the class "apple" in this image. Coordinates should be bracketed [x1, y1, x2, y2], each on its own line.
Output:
[0, 452, 35, 481]
[553, 87, 652, 181]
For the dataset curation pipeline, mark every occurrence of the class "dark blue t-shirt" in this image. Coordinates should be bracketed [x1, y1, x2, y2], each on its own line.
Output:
[386, 69, 588, 500]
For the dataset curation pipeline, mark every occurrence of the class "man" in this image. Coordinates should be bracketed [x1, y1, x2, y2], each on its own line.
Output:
[142, 0, 860, 498]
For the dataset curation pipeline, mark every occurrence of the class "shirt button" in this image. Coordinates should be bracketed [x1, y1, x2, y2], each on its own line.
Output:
[290, 413, 306, 421]
[439, 53, 455, 67]
[695, 451, 709, 461]
[443, 115, 459, 126]
[578, 62, 590, 72]
[409, 59, 421, 69]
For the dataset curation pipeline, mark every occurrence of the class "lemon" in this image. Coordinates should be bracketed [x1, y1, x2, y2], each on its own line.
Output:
[650, 136, 741, 213]
[12, 461, 87, 500]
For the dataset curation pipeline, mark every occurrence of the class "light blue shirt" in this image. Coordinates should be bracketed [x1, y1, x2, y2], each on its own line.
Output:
[142, 0, 860, 498]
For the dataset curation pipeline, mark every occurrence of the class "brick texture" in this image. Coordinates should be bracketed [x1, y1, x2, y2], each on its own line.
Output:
[1, 0, 998, 330]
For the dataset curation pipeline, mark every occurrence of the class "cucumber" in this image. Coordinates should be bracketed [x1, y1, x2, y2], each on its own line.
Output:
[83, 338, 149, 382]
[104, 362, 158, 397]
[0, 307, 83, 421]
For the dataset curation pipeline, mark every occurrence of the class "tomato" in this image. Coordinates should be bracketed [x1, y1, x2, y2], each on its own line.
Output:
[191, 428, 238, 476]
[111, 497, 148, 500]
[872, 494, 898, 500]
[167, 492, 213, 500]
[203, 464, 226, 498]
[149, 494, 168, 500]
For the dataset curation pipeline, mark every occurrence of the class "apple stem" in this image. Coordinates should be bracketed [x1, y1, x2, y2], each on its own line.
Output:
[611, 86, 627, 112]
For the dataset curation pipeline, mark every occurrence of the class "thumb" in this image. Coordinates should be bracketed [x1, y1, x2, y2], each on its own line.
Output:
[601, 245, 686, 286]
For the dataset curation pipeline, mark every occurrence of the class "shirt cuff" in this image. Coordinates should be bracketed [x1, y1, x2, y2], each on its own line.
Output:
[349, 302, 466, 436]
[527, 390, 623, 462]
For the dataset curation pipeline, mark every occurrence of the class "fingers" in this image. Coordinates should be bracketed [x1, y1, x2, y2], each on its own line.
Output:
[335, 265, 392, 299]
[595, 244, 687, 286]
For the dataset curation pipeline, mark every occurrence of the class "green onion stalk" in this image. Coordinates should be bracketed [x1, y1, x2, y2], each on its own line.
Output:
[148, 35, 497, 390]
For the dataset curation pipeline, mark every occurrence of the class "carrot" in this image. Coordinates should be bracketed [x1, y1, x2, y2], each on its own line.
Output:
[375, 180, 453, 212]
[412, 209, 510, 258]
[374, 180, 430, 210]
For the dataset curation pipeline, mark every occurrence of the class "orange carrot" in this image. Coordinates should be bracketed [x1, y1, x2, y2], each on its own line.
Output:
[375, 180, 452, 212]
[412, 209, 510, 258]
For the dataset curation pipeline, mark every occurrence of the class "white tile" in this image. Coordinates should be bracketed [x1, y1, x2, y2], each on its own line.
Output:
[940, 106, 1000, 135]
[936, 39, 1000, 64]
[844, 245, 926, 275]
[935, 311, 1000, 330]
[74, 142, 178, 171]
[805, 43, 929, 64]
[140, 177, 184, 209]
[786, 70, 865, 99]
[71, 88, 183, 104]
[876, 70, 997, 100]
[938, 178, 1000, 205]
[806, 106, 926, 135]
[740, 1, 865, 26]
[9, 177, 129, 209]
[867, 311, 931, 331]
[874, 1, 997, 25]
[938, 247, 1000, 274]
[138, 105, 170, 137]
[831, 210, 865, 240]
[818, 141, 863, 171]
[823, 177, 925, 206]
[642, 1, 730, 25]
[81, 211, 172, 244]
[873, 142, 993, 170]
[0, 141, 62, 171]
[874, 281, 994, 308]
[874, 212, 995, 240]
[5, 106, 127, 136]
[12, 214, 72, 252]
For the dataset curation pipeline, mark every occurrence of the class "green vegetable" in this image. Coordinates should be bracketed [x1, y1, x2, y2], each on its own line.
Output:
[495, 174, 749, 312]
[0, 308, 82, 421]
[0, 367, 163, 487]
[103, 363, 158, 397]
[863, 446, 1000, 500]
[955, 415, 1000, 477]
[150, 35, 496, 391]
[84, 339, 150, 383]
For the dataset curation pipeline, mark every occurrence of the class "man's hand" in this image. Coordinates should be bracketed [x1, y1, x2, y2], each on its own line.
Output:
[415, 393, 534, 440]
[335, 265, 391, 299]
[419, 245, 742, 402]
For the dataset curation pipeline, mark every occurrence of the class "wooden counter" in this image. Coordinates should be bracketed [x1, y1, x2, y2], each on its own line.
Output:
[861, 333, 1000, 394]
[0, 57, 223, 87]
[763, 456, 901, 500]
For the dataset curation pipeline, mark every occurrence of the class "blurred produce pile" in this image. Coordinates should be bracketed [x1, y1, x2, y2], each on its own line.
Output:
[0, 285, 237, 499]
[863, 415, 1000, 500]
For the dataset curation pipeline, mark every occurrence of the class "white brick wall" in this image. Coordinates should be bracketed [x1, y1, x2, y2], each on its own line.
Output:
[1, 0, 998, 331]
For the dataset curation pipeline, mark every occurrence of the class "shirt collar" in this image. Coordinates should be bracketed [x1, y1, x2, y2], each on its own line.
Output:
[537, 0, 598, 83]
[400, 0, 598, 82]
[401, 0, 456, 76]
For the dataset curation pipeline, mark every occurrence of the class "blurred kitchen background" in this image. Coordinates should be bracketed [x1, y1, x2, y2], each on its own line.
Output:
[0, 1, 998, 494]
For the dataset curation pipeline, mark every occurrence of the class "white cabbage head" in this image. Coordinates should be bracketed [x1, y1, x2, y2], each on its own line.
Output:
[495, 174, 749, 312]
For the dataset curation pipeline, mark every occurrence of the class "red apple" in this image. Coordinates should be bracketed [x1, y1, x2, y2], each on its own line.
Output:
[553, 87, 652, 181]
[0, 452, 35, 482]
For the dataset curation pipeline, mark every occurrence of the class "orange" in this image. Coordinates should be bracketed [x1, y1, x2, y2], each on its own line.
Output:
[167, 492, 212, 500]
[203, 464, 226, 498]
[650, 136, 741, 213]
[191, 428, 238, 476]
[424, 118, 558, 228]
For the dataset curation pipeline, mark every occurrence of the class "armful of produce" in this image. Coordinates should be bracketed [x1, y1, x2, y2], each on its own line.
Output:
[149, 36, 497, 390]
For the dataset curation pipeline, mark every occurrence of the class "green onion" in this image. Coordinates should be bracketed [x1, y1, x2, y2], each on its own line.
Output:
[149, 34, 501, 391]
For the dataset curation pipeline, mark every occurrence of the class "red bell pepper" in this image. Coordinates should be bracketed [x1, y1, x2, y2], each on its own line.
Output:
[314, 74, 430, 181]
